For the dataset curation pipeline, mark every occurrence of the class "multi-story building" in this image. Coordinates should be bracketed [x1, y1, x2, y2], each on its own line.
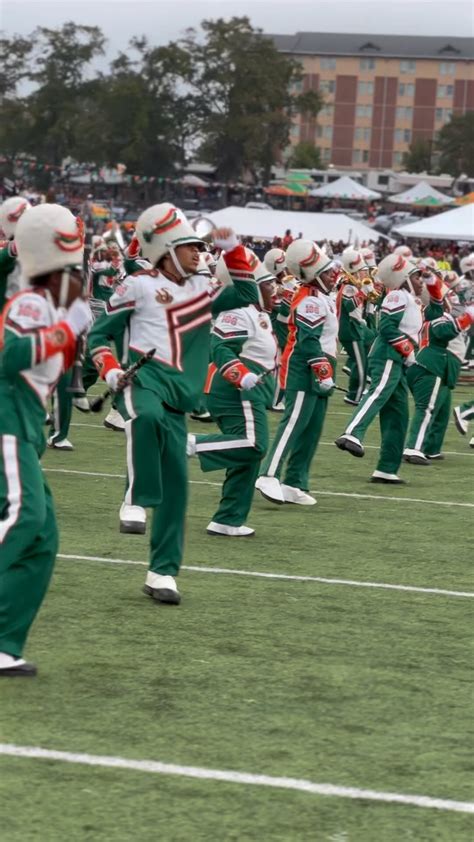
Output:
[271, 33, 473, 170]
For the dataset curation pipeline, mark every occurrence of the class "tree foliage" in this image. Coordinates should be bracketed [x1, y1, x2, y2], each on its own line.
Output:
[402, 138, 433, 173]
[436, 113, 474, 177]
[0, 17, 322, 183]
[288, 142, 323, 170]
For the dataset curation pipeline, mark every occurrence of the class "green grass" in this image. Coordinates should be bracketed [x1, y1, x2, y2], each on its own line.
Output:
[1, 381, 473, 841]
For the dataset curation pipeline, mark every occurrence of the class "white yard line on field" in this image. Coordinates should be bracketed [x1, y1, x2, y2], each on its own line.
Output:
[43, 468, 474, 508]
[68, 423, 474, 457]
[0, 744, 472, 814]
[57, 554, 474, 599]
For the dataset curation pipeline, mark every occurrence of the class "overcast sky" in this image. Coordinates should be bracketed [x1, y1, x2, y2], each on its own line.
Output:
[2, 0, 474, 52]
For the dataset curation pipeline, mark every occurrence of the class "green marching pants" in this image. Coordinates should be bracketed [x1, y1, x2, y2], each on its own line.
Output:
[49, 368, 73, 444]
[344, 357, 409, 475]
[341, 339, 367, 403]
[405, 366, 451, 455]
[116, 383, 188, 577]
[0, 435, 58, 657]
[197, 394, 269, 526]
[260, 389, 329, 492]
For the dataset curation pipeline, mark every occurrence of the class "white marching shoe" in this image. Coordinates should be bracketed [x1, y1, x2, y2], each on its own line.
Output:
[280, 484, 316, 505]
[72, 396, 90, 413]
[403, 448, 431, 466]
[0, 652, 37, 677]
[119, 503, 147, 535]
[206, 521, 255, 537]
[143, 571, 181, 605]
[255, 475, 285, 504]
[370, 470, 406, 484]
[334, 434, 365, 458]
[186, 434, 197, 456]
[47, 436, 74, 451]
[453, 406, 468, 436]
[104, 408, 126, 431]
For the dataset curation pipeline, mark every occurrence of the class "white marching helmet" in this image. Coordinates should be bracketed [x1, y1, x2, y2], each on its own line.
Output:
[264, 247, 287, 276]
[15, 204, 84, 280]
[136, 203, 205, 277]
[376, 253, 411, 290]
[0, 196, 32, 239]
[360, 247, 376, 269]
[443, 270, 461, 289]
[286, 240, 334, 290]
[460, 253, 474, 277]
[393, 244, 413, 258]
[341, 248, 367, 276]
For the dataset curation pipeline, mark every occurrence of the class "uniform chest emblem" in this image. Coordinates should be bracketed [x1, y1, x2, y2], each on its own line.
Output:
[156, 288, 174, 304]
[259, 319, 269, 329]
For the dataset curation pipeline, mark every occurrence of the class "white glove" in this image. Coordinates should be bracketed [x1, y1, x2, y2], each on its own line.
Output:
[64, 298, 93, 337]
[424, 272, 438, 287]
[212, 231, 239, 252]
[319, 377, 335, 392]
[465, 304, 474, 320]
[404, 351, 416, 367]
[240, 372, 260, 390]
[105, 368, 124, 391]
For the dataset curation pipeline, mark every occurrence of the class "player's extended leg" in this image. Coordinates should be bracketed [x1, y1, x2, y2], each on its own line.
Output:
[0, 437, 58, 667]
[373, 377, 409, 481]
[336, 357, 402, 457]
[203, 397, 268, 533]
[404, 367, 445, 465]
[282, 393, 329, 494]
[423, 386, 451, 459]
[48, 370, 74, 450]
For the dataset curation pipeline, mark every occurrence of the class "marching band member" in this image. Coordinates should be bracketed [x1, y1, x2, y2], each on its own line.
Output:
[336, 248, 376, 405]
[264, 246, 297, 410]
[0, 204, 91, 676]
[453, 400, 474, 448]
[256, 241, 338, 506]
[87, 206, 258, 605]
[336, 254, 424, 484]
[0, 196, 31, 309]
[190, 254, 278, 536]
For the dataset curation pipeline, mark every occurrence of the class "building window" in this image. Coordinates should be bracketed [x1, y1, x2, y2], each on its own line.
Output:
[290, 123, 300, 138]
[354, 127, 371, 142]
[399, 82, 415, 97]
[404, 129, 412, 143]
[400, 60, 416, 74]
[360, 58, 375, 70]
[440, 62, 456, 75]
[438, 84, 454, 98]
[320, 57, 336, 70]
[319, 80, 336, 95]
[320, 104, 334, 118]
[394, 128, 412, 143]
[321, 148, 332, 162]
[396, 106, 413, 121]
[436, 108, 453, 122]
[353, 150, 362, 163]
[356, 105, 373, 119]
[358, 81, 374, 97]
[393, 151, 404, 166]
[378, 175, 389, 185]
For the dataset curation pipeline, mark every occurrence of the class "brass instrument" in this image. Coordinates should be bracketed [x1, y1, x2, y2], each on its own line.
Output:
[338, 269, 380, 303]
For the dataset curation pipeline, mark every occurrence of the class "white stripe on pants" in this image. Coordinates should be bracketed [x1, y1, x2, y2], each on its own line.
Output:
[346, 361, 393, 436]
[0, 436, 22, 543]
[267, 391, 305, 477]
[414, 377, 441, 452]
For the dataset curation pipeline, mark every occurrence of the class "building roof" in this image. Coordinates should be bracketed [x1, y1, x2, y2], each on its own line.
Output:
[269, 32, 473, 61]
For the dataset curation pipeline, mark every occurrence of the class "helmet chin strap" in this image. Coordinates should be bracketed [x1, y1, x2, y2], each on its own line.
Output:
[169, 247, 190, 279]
[59, 269, 72, 308]
[315, 275, 330, 294]
[404, 276, 415, 295]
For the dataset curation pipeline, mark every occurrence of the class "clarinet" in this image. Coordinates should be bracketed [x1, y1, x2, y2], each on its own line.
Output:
[88, 348, 156, 413]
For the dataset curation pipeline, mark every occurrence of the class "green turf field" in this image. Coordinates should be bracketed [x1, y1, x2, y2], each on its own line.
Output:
[1, 381, 473, 841]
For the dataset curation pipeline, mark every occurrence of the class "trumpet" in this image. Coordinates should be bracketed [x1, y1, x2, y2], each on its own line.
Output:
[339, 269, 380, 303]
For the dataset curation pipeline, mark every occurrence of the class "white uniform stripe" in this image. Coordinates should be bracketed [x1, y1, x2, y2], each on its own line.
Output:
[352, 341, 365, 403]
[267, 391, 305, 477]
[0, 744, 472, 813]
[414, 377, 442, 452]
[195, 398, 257, 454]
[242, 400, 256, 447]
[346, 360, 393, 435]
[0, 436, 22, 543]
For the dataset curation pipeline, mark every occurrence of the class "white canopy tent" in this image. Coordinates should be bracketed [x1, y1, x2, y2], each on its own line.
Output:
[205, 206, 386, 243]
[393, 203, 474, 241]
[389, 181, 454, 207]
[309, 176, 381, 201]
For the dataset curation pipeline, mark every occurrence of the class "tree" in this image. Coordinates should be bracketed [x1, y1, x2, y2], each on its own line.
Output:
[288, 142, 323, 170]
[174, 17, 322, 183]
[436, 113, 474, 177]
[402, 138, 433, 173]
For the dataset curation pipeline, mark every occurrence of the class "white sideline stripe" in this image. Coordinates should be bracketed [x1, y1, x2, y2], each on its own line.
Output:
[57, 554, 474, 599]
[67, 424, 474, 457]
[0, 745, 472, 814]
[43, 468, 474, 508]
